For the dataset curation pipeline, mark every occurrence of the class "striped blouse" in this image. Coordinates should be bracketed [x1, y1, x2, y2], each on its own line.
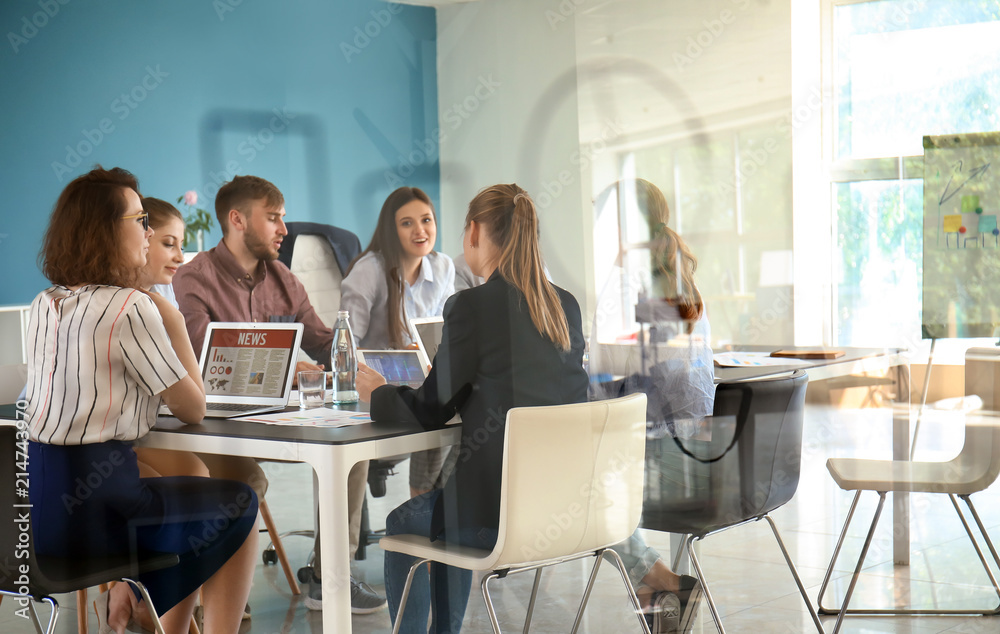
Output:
[25, 285, 187, 445]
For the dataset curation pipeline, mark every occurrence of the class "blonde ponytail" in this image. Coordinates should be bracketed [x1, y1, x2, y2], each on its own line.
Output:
[467, 185, 571, 351]
[634, 179, 703, 329]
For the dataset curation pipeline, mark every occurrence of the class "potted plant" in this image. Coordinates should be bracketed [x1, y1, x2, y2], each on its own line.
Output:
[177, 190, 214, 252]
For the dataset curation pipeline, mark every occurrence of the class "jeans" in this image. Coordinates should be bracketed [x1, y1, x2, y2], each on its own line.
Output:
[610, 530, 662, 588]
[384, 490, 498, 633]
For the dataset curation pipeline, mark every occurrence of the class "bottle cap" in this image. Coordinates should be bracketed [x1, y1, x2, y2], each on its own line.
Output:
[338, 310, 349, 318]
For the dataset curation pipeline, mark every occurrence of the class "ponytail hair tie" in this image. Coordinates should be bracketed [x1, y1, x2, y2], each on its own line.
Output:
[512, 193, 528, 205]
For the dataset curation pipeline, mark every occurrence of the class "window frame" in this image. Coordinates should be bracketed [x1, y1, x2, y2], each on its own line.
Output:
[808, 0, 998, 361]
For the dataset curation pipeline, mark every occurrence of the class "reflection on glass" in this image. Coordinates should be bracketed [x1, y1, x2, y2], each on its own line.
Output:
[834, 180, 922, 346]
[834, 0, 1000, 160]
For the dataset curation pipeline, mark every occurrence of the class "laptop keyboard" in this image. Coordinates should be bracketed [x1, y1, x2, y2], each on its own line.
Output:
[207, 402, 269, 412]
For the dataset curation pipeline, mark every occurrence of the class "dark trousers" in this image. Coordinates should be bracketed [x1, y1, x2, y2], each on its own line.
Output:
[28, 440, 257, 614]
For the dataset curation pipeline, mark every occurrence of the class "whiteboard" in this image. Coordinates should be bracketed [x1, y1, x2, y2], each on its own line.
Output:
[922, 132, 1000, 338]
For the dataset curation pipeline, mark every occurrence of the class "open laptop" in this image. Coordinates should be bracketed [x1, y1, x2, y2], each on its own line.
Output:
[357, 349, 427, 388]
[409, 316, 444, 369]
[162, 322, 304, 418]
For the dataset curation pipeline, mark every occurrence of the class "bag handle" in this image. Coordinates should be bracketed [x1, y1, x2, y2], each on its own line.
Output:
[670, 383, 753, 464]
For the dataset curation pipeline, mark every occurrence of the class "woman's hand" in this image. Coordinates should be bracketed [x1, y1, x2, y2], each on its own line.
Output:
[356, 362, 386, 403]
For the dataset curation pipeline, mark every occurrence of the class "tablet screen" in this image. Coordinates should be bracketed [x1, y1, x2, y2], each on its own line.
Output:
[358, 350, 427, 388]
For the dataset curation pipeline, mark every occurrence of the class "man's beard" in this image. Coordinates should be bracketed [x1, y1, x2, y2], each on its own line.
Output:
[244, 225, 278, 261]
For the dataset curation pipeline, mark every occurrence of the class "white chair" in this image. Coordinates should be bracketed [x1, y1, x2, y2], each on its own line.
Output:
[817, 347, 1000, 633]
[380, 393, 649, 634]
[287, 232, 348, 328]
[0, 362, 27, 402]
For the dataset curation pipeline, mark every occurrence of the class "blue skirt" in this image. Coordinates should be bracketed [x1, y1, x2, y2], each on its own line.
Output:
[28, 440, 257, 614]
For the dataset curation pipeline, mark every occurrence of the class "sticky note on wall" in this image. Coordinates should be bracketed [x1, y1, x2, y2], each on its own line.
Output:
[979, 214, 998, 234]
[962, 195, 980, 213]
[943, 215, 962, 232]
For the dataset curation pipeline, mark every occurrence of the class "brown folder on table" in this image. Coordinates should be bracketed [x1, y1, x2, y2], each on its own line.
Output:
[771, 349, 845, 360]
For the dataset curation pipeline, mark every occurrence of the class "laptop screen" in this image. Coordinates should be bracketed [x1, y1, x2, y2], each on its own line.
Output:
[201, 324, 301, 400]
[410, 316, 444, 368]
[358, 350, 426, 389]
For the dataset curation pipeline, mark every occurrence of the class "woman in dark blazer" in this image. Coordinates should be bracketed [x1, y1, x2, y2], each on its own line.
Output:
[357, 183, 589, 633]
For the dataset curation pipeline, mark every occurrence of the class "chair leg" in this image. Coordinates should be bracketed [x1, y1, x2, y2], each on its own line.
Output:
[603, 547, 653, 634]
[568, 550, 606, 634]
[763, 515, 824, 633]
[123, 578, 166, 634]
[521, 568, 543, 634]
[953, 494, 1000, 612]
[816, 490, 863, 614]
[27, 597, 55, 634]
[393, 557, 432, 634]
[76, 589, 88, 634]
[819, 491, 1000, 626]
[961, 494, 1000, 568]
[686, 534, 725, 634]
[258, 499, 301, 595]
[669, 533, 690, 573]
[824, 491, 888, 634]
[480, 571, 504, 634]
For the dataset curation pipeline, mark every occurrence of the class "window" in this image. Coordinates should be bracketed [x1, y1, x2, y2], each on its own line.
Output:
[593, 119, 793, 347]
[827, 0, 1000, 347]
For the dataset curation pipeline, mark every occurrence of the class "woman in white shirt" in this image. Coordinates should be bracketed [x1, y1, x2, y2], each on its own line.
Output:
[133, 197, 212, 482]
[25, 167, 257, 634]
[340, 186, 455, 497]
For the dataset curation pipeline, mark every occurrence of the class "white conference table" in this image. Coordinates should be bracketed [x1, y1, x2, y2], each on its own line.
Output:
[137, 408, 461, 634]
[0, 345, 912, 630]
[714, 346, 913, 565]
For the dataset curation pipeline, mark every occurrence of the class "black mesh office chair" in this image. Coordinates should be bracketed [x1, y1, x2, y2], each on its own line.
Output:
[0, 426, 175, 634]
[639, 370, 824, 634]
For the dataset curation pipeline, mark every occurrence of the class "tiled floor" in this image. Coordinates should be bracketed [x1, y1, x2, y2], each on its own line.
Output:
[5, 403, 1000, 633]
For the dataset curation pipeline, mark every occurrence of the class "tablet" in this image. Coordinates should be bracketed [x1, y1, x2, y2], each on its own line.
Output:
[357, 349, 427, 388]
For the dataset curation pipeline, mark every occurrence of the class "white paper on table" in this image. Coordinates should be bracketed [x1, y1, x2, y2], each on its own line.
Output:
[713, 352, 811, 368]
[234, 407, 372, 427]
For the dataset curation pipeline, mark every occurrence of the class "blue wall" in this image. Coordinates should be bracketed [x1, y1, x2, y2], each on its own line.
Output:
[0, 0, 439, 304]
